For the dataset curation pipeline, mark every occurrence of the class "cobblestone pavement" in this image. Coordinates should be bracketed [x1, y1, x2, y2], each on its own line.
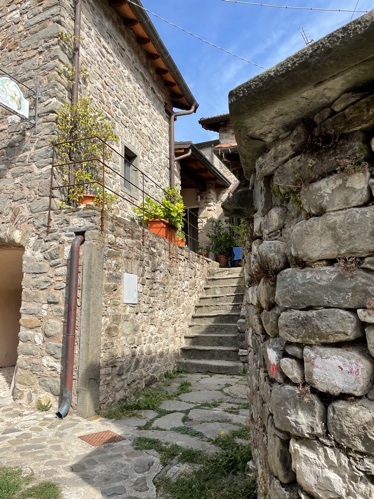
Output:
[0, 373, 249, 499]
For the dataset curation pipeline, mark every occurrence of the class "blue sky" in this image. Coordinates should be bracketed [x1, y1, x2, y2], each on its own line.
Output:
[140, 0, 373, 143]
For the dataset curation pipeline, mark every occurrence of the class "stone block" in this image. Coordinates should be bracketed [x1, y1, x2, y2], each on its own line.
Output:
[247, 304, 264, 335]
[290, 438, 373, 499]
[273, 132, 366, 193]
[365, 325, 374, 357]
[253, 176, 272, 216]
[318, 94, 374, 136]
[263, 337, 286, 382]
[267, 417, 295, 484]
[276, 267, 374, 309]
[257, 278, 276, 311]
[292, 206, 374, 261]
[258, 240, 289, 273]
[328, 399, 374, 455]
[300, 171, 370, 215]
[262, 207, 287, 237]
[261, 306, 282, 337]
[270, 384, 326, 438]
[304, 346, 373, 396]
[256, 123, 310, 180]
[358, 308, 374, 323]
[285, 344, 303, 359]
[279, 358, 304, 384]
[279, 309, 362, 343]
[331, 91, 370, 112]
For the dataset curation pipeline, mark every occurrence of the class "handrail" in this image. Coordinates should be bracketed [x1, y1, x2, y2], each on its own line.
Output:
[48, 136, 204, 254]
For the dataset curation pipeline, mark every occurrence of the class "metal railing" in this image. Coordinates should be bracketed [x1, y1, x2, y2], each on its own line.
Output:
[47, 136, 202, 252]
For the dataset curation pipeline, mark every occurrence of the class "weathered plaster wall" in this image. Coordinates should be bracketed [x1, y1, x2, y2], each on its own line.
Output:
[238, 88, 374, 498]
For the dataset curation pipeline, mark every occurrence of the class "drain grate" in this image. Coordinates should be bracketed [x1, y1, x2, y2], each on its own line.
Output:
[78, 430, 125, 447]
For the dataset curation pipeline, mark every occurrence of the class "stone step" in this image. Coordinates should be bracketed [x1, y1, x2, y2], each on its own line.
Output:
[177, 359, 244, 375]
[206, 276, 243, 287]
[208, 267, 243, 277]
[192, 312, 240, 325]
[181, 346, 239, 362]
[184, 333, 239, 347]
[188, 323, 238, 335]
[195, 303, 242, 314]
[198, 293, 244, 305]
[204, 284, 244, 296]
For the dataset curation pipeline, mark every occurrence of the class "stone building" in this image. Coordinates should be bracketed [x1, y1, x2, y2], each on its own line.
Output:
[0, 0, 218, 417]
[229, 11, 374, 498]
[176, 140, 237, 251]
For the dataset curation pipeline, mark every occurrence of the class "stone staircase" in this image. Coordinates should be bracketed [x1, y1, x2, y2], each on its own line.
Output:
[178, 267, 245, 374]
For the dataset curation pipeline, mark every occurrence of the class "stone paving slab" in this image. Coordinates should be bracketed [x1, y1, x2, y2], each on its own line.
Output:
[0, 373, 249, 498]
[178, 390, 228, 404]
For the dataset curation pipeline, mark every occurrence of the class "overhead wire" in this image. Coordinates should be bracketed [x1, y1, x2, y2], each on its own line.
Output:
[220, 0, 369, 13]
[350, 0, 361, 21]
[127, 0, 266, 69]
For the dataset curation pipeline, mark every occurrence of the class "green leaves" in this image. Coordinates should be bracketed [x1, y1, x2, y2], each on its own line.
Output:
[134, 186, 185, 230]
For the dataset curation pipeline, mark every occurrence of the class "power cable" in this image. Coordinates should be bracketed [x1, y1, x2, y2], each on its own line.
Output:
[350, 0, 361, 20]
[220, 0, 369, 13]
[127, 0, 266, 69]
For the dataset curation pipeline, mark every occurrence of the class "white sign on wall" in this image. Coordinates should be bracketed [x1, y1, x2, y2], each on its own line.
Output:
[0, 77, 29, 119]
[123, 273, 138, 304]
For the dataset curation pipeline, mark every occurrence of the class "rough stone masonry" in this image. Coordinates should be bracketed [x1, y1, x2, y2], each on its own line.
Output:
[229, 11, 374, 499]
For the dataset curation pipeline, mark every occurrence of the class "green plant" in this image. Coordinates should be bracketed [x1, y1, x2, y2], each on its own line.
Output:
[99, 388, 168, 419]
[272, 173, 304, 207]
[134, 186, 185, 230]
[133, 437, 205, 466]
[0, 468, 61, 499]
[206, 220, 239, 257]
[175, 381, 192, 395]
[157, 430, 256, 499]
[36, 396, 52, 412]
[54, 96, 118, 208]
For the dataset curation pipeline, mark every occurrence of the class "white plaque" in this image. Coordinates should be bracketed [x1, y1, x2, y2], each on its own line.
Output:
[0, 77, 29, 119]
[123, 273, 138, 304]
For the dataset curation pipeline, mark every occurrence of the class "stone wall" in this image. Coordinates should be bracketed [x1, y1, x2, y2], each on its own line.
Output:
[0, 0, 210, 412]
[241, 88, 374, 498]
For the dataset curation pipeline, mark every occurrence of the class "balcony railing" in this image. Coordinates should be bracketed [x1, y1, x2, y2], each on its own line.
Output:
[47, 136, 202, 253]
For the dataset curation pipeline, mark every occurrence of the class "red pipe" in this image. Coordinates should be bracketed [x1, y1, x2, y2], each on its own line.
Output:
[56, 234, 84, 419]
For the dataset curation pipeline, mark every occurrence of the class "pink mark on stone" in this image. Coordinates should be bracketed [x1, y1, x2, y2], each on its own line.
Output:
[269, 363, 278, 376]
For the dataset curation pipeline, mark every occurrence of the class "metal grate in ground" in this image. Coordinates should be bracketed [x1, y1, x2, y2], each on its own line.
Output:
[78, 430, 125, 447]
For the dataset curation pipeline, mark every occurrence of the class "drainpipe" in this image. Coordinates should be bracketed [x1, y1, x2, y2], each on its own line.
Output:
[72, 0, 82, 107]
[175, 148, 192, 163]
[56, 234, 85, 419]
[169, 102, 197, 187]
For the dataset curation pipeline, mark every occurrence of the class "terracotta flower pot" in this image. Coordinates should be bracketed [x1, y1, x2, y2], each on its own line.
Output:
[216, 254, 228, 267]
[175, 237, 186, 247]
[148, 219, 177, 243]
[79, 194, 95, 205]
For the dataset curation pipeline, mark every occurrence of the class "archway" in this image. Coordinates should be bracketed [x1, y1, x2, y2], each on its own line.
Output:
[0, 247, 24, 397]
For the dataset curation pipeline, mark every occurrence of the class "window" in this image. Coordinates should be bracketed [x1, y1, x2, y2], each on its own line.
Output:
[123, 145, 138, 194]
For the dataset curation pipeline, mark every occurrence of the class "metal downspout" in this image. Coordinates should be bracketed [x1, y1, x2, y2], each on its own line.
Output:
[169, 102, 197, 187]
[72, 0, 82, 107]
[56, 234, 85, 419]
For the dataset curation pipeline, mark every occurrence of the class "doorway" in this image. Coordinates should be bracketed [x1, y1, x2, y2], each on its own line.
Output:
[0, 247, 23, 397]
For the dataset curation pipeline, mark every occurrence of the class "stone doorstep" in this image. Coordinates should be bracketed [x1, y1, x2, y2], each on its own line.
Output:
[192, 312, 241, 325]
[180, 345, 240, 362]
[194, 303, 242, 314]
[184, 333, 239, 348]
[177, 359, 244, 375]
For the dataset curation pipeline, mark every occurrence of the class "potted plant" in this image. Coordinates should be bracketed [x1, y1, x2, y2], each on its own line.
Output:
[134, 186, 185, 243]
[206, 220, 237, 267]
[54, 96, 118, 209]
[175, 229, 186, 247]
